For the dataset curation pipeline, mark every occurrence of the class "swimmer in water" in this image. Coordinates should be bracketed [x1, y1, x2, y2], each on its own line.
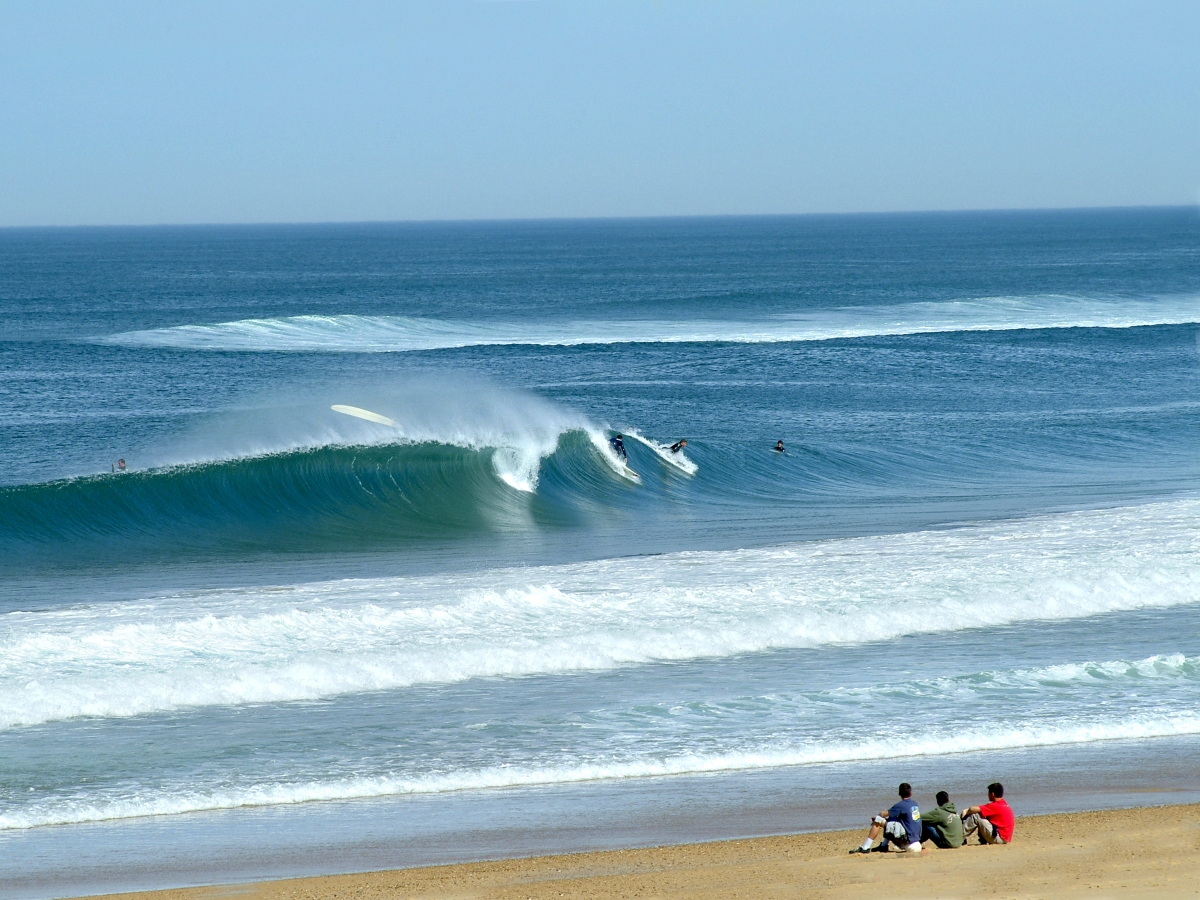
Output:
[112, 458, 127, 472]
[774, 440, 785, 453]
[669, 439, 687, 453]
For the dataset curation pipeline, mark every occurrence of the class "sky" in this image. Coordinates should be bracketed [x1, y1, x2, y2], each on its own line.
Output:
[1, 1, 1198, 226]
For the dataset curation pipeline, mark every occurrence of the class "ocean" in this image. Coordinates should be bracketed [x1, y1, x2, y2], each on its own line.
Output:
[3, 208, 1200, 896]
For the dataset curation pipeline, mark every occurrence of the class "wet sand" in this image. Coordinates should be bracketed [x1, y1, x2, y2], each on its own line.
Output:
[84, 802, 1200, 900]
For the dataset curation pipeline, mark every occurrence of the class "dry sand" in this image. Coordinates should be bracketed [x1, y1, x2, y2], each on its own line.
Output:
[88, 802, 1200, 900]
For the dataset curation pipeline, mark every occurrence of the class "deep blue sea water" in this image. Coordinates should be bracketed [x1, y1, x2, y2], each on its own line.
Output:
[3, 209, 1200, 894]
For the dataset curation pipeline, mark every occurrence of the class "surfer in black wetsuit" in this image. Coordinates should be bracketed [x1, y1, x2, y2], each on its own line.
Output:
[669, 439, 687, 453]
[610, 434, 628, 462]
[774, 440, 785, 453]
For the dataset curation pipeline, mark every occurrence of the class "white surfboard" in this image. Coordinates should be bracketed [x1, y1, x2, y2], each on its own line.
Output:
[331, 404, 399, 427]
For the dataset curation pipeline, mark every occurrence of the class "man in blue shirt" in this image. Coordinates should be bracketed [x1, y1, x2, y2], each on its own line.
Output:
[850, 782, 923, 854]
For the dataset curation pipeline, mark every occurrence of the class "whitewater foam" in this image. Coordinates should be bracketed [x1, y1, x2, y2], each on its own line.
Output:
[103, 296, 1200, 352]
[4, 497, 1200, 729]
[3, 706, 1197, 830]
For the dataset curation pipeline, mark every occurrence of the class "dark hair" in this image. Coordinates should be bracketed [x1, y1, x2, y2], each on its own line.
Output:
[988, 782, 1004, 798]
[898, 782, 912, 799]
[935, 791, 949, 806]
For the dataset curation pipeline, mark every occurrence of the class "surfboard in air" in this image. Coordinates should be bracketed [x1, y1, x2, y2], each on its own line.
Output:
[331, 404, 399, 427]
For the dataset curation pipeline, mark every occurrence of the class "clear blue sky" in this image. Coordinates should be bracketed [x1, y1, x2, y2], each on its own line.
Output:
[2, 1, 1198, 226]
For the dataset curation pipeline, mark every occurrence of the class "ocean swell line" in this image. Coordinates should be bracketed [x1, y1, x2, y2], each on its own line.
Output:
[102, 296, 1200, 352]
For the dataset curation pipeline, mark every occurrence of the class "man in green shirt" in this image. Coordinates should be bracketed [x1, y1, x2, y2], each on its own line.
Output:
[920, 791, 965, 848]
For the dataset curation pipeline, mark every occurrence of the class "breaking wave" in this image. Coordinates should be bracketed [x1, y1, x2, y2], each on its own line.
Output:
[0, 378, 654, 562]
[0, 432, 630, 559]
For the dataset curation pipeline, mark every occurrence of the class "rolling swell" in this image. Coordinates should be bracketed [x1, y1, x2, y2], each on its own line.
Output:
[0, 432, 620, 562]
[103, 295, 1200, 353]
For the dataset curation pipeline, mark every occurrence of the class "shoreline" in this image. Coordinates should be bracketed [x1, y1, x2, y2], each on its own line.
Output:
[78, 802, 1200, 900]
[7, 733, 1200, 899]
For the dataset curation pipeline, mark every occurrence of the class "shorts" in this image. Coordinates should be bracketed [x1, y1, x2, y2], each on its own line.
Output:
[883, 820, 920, 851]
[962, 812, 1007, 845]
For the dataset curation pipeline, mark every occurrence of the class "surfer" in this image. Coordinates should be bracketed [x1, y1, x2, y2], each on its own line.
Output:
[774, 440, 785, 453]
[669, 439, 687, 453]
[610, 433, 628, 462]
[112, 458, 127, 472]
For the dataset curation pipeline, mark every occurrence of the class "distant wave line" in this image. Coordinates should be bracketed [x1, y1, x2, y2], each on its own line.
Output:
[102, 296, 1200, 352]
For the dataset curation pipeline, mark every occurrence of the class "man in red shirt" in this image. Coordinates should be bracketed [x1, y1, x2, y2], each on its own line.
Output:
[961, 782, 1015, 844]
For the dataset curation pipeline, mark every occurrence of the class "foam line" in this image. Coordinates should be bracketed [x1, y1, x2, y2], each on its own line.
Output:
[102, 295, 1200, 352]
[3, 708, 1197, 830]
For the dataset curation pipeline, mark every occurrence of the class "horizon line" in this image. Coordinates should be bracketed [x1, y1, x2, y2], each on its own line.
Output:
[2, 203, 1197, 232]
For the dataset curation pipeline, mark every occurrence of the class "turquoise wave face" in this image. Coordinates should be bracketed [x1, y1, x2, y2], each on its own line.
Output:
[0, 434, 621, 561]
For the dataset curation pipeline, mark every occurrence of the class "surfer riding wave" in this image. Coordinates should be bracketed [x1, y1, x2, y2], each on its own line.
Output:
[610, 433, 628, 462]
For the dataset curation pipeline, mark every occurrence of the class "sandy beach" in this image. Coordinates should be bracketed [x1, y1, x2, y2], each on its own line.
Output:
[80, 802, 1200, 900]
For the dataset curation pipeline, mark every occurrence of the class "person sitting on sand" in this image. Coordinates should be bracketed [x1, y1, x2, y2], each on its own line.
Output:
[669, 439, 687, 453]
[961, 782, 1014, 845]
[920, 791, 964, 848]
[850, 782, 923, 854]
